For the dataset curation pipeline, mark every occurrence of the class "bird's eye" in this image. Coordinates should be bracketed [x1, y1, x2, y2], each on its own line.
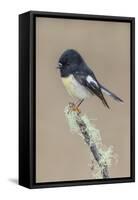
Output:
[58, 62, 62, 68]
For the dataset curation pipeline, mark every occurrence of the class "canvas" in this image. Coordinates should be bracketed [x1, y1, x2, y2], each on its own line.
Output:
[19, 11, 135, 189]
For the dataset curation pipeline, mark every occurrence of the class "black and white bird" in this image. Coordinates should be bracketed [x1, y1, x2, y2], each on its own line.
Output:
[57, 49, 123, 110]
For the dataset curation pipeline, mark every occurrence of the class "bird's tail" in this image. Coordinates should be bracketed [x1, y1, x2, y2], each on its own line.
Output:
[100, 84, 124, 103]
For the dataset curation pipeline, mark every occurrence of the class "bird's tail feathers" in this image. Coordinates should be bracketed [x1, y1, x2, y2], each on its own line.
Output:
[101, 85, 124, 103]
[100, 94, 110, 109]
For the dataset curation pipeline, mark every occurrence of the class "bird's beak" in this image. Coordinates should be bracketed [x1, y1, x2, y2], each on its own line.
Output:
[57, 62, 62, 69]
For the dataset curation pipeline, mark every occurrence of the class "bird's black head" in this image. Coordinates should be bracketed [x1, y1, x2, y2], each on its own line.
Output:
[57, 49, 84, 77]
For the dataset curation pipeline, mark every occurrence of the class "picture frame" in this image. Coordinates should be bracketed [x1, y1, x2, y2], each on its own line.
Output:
[19, 11, 135, 189]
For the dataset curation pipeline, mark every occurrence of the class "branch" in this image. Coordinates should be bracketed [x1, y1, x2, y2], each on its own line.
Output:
[64, 104, 115, 179]
[75, 114, 109, 178]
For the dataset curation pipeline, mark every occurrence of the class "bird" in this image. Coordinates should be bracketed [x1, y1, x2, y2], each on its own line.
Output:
[57, 49, 123, 112]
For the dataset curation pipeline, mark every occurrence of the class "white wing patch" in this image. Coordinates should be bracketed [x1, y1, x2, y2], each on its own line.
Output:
[86, 75, 98, 86]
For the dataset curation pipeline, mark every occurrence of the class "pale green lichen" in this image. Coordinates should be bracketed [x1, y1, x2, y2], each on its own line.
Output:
[94, 167, 103, 179]
[81, 115, 102, 145]
[64, 105, 79, 133]
[64, 105, 117, 179]
[94, 147, 118, 179]
[98, 146, 114, 167]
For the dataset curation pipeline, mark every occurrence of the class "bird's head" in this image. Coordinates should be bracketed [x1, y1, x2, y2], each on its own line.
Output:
[57, 49, 83, 77]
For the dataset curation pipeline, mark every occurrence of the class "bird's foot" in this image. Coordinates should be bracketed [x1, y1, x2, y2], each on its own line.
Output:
[68, 102, 81, 114]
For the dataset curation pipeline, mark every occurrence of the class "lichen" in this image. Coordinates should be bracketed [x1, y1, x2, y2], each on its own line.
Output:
[64, 105, 117, 179]
[98, 146, 114, 167]
[81, 115, 101, 145]
[64, 105, 79, 133]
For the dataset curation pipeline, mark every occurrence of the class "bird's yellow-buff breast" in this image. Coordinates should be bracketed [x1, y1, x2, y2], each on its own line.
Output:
[61, 75, 90, 99]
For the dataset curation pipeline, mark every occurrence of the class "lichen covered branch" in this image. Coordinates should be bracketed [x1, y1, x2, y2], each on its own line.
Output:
[64, 104, 115, 179]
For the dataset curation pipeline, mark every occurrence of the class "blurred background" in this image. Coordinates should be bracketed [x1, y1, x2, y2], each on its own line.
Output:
[36, 17, 130, 182]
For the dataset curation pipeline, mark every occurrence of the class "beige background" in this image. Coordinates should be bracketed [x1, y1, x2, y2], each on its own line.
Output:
[36, 17, 130, 183]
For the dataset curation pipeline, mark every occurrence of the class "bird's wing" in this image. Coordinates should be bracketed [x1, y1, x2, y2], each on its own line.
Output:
[74, 71, 110, 108]
[100, 84, 124, 103]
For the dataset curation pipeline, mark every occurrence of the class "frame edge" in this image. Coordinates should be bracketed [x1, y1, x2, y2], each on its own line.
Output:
[19, 12, 33, 189]
[19, 10, 135, 189]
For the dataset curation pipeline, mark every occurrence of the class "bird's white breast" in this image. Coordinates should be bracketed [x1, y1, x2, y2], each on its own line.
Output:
[61, 75, 90, 99]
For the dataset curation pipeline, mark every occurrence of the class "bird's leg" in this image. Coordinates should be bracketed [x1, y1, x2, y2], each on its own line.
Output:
[76, 99, 84, 108]
[68, 100, 80, 112]
[74, 99, 84, 113]
[68, 99, 84, 114]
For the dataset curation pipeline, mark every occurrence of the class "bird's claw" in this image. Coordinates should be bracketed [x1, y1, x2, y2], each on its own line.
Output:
[68, 102, 81, 114]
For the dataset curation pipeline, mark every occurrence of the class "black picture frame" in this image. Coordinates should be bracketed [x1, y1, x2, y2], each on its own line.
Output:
[19, 11, 135, 189]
